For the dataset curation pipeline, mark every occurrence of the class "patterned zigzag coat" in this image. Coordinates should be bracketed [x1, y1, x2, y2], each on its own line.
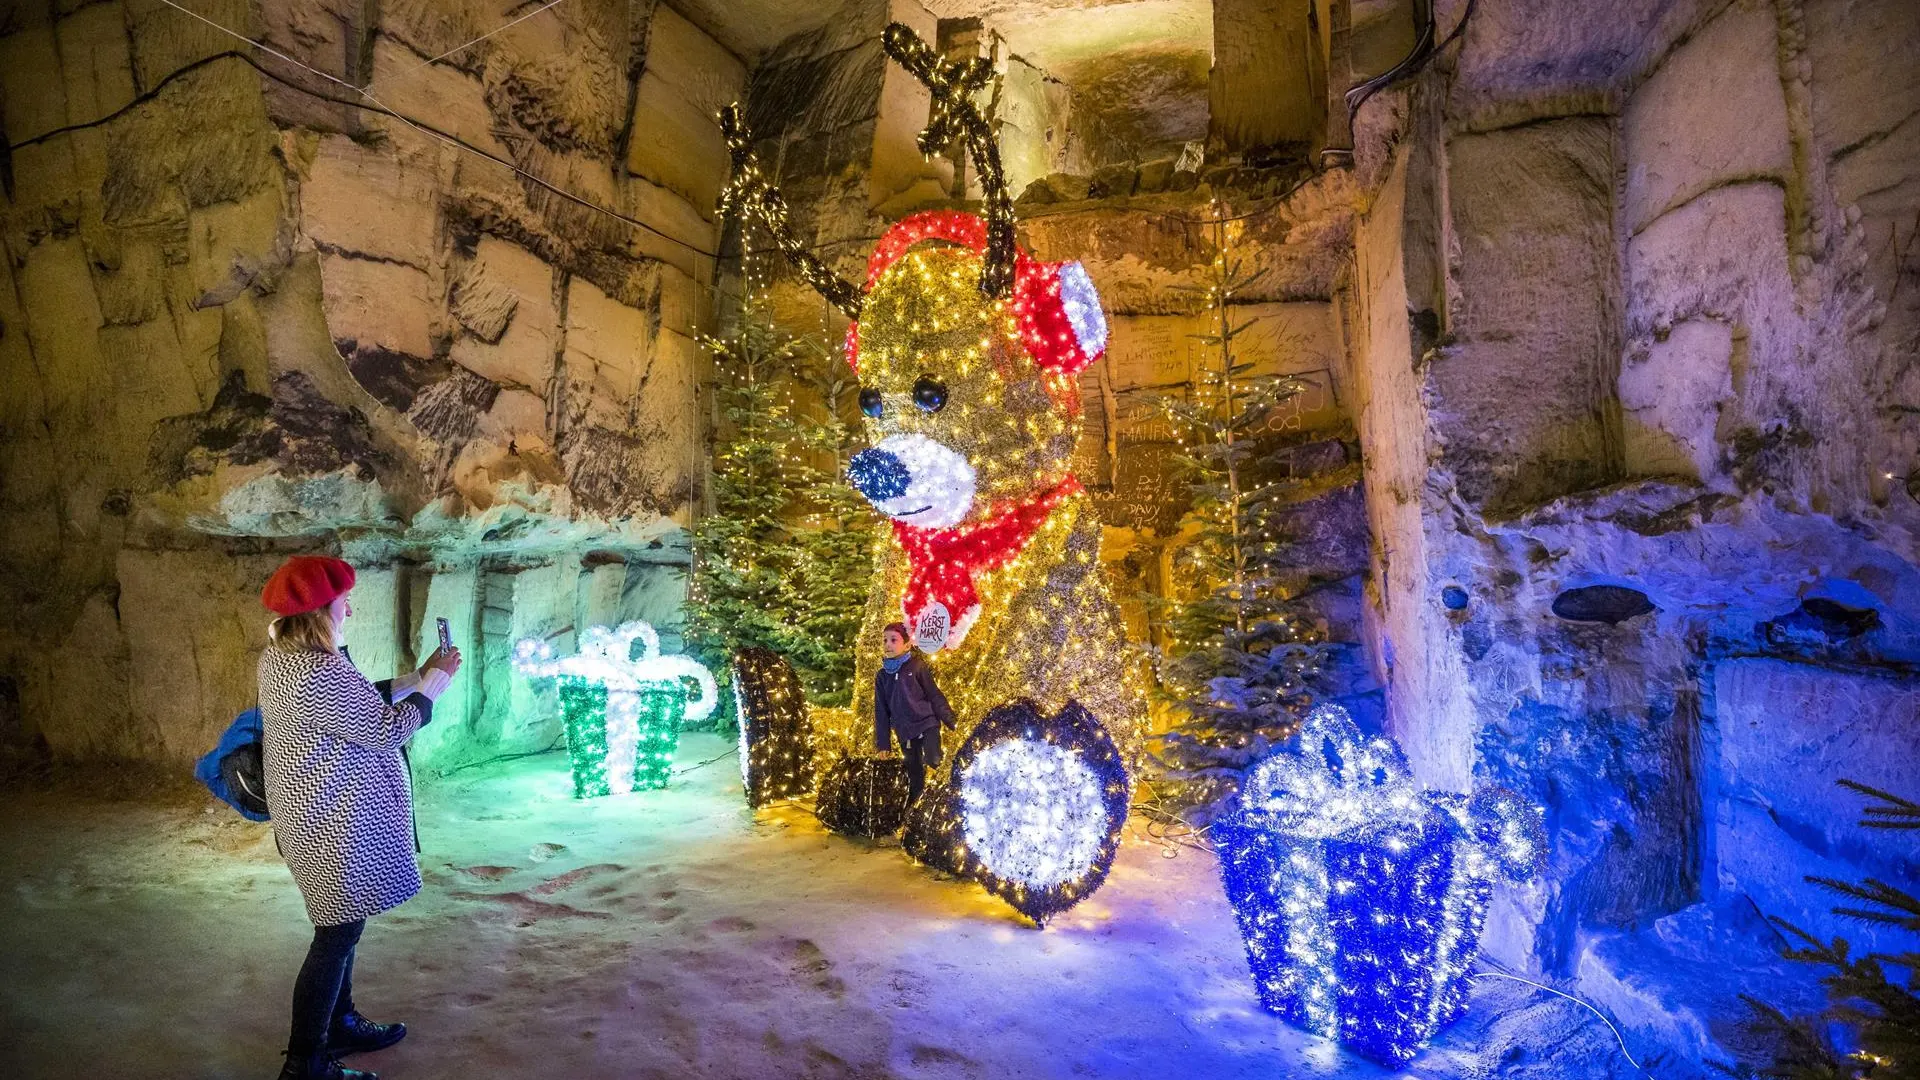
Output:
[259, 646, 432, 926]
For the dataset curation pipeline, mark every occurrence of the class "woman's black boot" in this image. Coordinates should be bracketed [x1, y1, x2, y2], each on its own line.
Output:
[330, 1011, 407, 1054]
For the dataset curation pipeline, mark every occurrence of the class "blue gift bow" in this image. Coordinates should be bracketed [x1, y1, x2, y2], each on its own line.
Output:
[1239, 704, 1544, 882]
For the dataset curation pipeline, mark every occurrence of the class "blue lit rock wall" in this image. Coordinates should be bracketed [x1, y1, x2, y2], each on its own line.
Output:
[1714, 659, 1920, 956]
[1341, 0, 1920, 1040]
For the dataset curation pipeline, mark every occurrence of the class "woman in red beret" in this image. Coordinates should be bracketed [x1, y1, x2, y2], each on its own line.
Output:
[257, 555, 461, 1080]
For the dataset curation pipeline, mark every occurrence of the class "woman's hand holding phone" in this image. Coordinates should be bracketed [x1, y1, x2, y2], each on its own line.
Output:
[423, 645, 462, 677]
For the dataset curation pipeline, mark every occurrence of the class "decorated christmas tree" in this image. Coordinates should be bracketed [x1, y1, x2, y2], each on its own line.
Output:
[684, 262, 875, 720]
[684, 300, 808, 706]
[775, 348, 874, 707]
[1149, 203, 1338, 828]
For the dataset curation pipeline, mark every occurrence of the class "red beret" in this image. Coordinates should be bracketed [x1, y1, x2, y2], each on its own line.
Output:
[262, 556, 356, 616]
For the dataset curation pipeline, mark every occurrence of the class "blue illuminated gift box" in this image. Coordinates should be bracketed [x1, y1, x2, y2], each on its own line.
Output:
[1215, 705, 1544, 1067]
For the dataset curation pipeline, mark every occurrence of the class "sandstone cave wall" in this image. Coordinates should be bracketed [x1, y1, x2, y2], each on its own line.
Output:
[0, 0, 743, 770]
[1341, 0, 1920, 992]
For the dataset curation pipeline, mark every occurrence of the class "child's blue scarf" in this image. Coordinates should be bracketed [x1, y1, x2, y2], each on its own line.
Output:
[881, 653, 910, 674]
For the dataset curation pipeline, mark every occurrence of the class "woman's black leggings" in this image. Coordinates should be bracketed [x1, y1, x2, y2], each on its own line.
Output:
[288, 919, 365, 1056]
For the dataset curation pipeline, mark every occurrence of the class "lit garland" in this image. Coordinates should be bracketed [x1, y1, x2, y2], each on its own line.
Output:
[513, 622, 717, 798]
[1214, 705, 1546, 1067]
[716, 104, 863, 320]
[816, 753, 912, 839]
[907, 700, 1130, 925]
[731, 646, 815, 808]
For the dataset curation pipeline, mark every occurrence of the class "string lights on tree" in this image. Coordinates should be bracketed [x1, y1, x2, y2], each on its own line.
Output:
[1214, 705, 1545, 1067]
[1150, 199, 1337, 827]
[780, 354, 876, 707]
[684, 245, 875, 720]
[731, 646, 816, 807]
[513, 623, 717, 798]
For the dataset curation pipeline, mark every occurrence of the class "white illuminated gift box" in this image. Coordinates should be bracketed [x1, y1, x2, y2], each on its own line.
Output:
[1214, 704, 1544, 1067]
[513, 622, 716, 798]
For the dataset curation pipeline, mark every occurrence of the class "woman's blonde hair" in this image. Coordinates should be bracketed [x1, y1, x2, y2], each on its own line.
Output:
[268, 608, 339, 654]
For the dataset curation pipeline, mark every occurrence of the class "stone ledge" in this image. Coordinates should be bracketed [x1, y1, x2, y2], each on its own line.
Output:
[1574, 901, 1825, 1073]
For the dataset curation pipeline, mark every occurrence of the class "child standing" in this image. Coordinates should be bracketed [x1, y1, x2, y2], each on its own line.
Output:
[874, 622, 955, 801]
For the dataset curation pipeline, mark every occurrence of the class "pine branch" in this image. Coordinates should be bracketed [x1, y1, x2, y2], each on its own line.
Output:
[1806, 876, 1920, 933]
[1723, 995, 1852, 1079]
[1838, 779, 1920, 830]
[1736, 782, 1920, 1079]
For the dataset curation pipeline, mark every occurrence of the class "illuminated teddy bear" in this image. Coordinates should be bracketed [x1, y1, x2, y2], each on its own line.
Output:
[839, 209, 1144, 750]
[719, 25, 1146, 921]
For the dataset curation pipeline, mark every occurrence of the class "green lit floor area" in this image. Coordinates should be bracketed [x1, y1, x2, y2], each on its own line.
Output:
[0, 736, 1629, 1079]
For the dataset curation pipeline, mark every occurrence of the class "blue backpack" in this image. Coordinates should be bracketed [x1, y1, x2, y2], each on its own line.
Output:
[195, 708, 270, 821]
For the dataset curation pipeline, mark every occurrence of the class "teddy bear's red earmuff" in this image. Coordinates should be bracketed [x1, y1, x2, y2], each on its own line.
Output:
[844, 210, 1108, 379]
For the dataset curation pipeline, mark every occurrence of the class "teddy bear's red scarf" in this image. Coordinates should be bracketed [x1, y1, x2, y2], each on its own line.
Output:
[892, 476, 1084, 642]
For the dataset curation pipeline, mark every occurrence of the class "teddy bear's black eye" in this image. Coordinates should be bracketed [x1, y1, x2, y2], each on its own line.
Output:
[912, 376, 947, 413]
[859, 388, 884, 418]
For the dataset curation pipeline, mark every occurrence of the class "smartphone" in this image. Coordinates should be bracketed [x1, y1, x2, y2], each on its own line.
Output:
[436, 617, 452, 652]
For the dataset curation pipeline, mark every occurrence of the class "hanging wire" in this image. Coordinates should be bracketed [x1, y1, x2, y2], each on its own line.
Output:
[145, 1, 1335, 278]
[408, 0, 572, 72]
[151, 0, 723, 261]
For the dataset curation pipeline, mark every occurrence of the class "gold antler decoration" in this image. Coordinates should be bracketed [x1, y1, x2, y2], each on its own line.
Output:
[716, 104, 866, 320]
[880, 23, 1016, 300]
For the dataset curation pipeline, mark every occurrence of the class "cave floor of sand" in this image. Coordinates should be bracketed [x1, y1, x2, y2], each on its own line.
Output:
[1, 734, 1638, 1080]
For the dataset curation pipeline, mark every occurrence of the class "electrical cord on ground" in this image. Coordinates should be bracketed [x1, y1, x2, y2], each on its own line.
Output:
[1467, 967, 1656, 1078]
[672, 745, 739, 776]
[434, 737, 568, 778]
[436, 737, 733, 781]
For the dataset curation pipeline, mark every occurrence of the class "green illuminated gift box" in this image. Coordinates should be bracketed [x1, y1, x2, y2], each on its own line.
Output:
[514, 622, 716, 798]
